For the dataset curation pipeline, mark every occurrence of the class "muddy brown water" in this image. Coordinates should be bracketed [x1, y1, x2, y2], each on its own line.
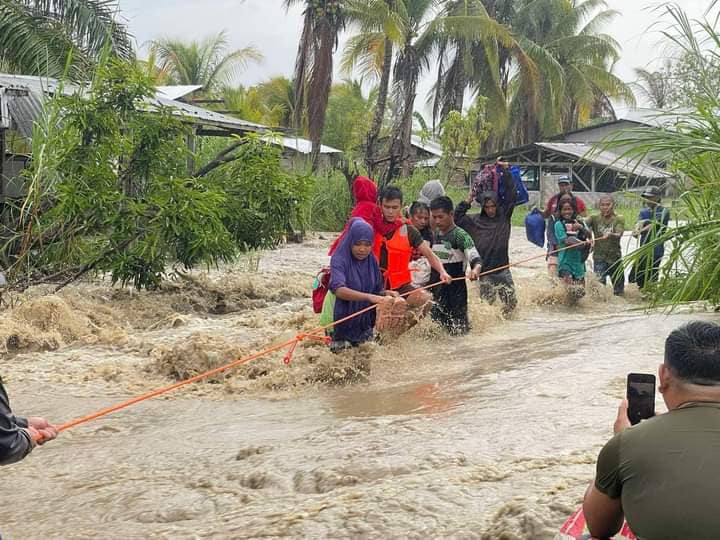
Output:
[1, 230, 717, 539]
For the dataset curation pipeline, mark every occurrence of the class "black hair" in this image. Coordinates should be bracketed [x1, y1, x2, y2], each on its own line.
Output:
[556, 196, 578, 220]
[429, 195, 454, 214]
[665, 321, 720, 385]
[380, 185, 403, 204]
[409, 201, 430, 216]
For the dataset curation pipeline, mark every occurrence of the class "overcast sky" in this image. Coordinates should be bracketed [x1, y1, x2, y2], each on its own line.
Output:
[116, 0, 714, 111]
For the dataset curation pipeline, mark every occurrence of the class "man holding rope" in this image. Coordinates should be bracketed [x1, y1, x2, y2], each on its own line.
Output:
[1, 375, 57, 465]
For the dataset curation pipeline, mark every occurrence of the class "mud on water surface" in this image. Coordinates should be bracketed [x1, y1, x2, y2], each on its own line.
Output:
[1, 230, 717, 538]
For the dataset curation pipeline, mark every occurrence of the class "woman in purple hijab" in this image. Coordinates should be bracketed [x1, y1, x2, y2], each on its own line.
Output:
[329, 218, 389, 351]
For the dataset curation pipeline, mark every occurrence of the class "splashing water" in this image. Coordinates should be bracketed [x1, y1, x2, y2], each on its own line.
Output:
[1, 230, 716, 538]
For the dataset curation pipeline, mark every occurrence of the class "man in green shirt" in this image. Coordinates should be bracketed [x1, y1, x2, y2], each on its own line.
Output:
[429, 196, 482, 335]
[583, 321, 720, 540]
[587, 194, 625, 295]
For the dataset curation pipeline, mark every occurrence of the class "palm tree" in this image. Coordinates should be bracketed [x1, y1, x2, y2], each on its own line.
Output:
[602, 2, 720, 307]
[220, 77, 297, 127]
[429, 0, 514, 132]
[633, 62, 675, 109]
[388, 0, 511, 179]
[255, 76, 298, 128]
[150, 31, 262, 90]
[0, 0, 131, 77]
[285, 0, 347, 169]
[136, 44, 172, 85]
[341, 0, 405, 175]
[342, 0, 510, 181]
[473, 0, 633, 147]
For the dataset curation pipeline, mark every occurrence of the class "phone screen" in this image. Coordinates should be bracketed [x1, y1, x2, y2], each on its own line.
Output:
[627, 374, 656, 425]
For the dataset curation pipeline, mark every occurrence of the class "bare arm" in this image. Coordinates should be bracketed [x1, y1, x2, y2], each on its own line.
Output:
[584, 400, 631, 538]
[583, 482, 624, 538]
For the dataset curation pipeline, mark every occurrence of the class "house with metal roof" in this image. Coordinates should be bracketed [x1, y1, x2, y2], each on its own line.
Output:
[0, 75, 342, 195]
[477, 109, 675, 195]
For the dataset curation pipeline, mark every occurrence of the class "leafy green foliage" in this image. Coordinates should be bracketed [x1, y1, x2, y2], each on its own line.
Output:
[300, 171, 353, 232]
[602, 2, 720, 308]
[150, 31, 262, 89]
[6, 58, 307, 290]
[439, 98, 490, 181]
[322, 79, 373, 154]
[0, 0, 131, 77]
[205, 135, 311, 248]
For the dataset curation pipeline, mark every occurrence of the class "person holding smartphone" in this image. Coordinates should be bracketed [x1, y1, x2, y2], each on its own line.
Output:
[583, 321, 720, 539]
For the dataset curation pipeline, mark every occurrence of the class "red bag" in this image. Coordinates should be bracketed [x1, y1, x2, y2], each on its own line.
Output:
[312, 268, 331, 313]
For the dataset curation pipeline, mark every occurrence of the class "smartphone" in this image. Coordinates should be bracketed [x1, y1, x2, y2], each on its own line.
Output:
[626, 373, 656, 425]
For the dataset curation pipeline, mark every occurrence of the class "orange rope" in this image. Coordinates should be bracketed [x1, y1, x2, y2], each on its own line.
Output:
[52, 239, 591, 436]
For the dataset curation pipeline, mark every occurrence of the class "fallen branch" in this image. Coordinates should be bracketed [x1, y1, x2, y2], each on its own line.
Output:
[195, 139, 247, 178]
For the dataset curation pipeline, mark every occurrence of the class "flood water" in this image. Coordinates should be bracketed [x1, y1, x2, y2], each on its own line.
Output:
[1, 230, 716, 539]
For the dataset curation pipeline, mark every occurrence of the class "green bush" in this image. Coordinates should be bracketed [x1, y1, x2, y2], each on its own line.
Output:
[6, 58, 308, 289]
[302, 171, 352, 232]
[204, 135, 311, 248]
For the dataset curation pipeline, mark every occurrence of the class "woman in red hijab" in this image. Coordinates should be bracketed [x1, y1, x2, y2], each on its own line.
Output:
[328, 176, 388, 255]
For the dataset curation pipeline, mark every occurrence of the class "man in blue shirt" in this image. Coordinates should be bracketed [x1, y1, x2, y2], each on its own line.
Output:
[631, 186, 670, 288]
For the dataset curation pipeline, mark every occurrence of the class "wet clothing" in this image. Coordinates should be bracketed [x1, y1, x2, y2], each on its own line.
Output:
[595, 401, 720, 540]
[545, 194, 586, 262]
[456, 170, 518, 313]
[587, 213, 625, 264]
[478, 269, 517, 315]
[409, 231, 432, 290]
[0, 376, 32, 466]
[544, 193, 587, 217]
[594, 260, 625, 296]
[555, 219, 586, 279]
[455, 169, 517, 274]
[631, 206, 670, 288]
[430, 226, 481, 335]
[409, 225, 433, 286]
[638, 205, 670, 257]
[330, 219, 383, 345]
[328, 176, 382, 256]
[376, 224, 424, 290]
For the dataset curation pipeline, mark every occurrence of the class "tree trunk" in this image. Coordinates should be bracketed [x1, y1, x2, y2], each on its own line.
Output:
[308, 17, 335, 170]
[292, 11, 313, 131]
[452, 43, 466, 113]
[384, 44, 419, 183]
[365, 37, 393, 177]
[399, 82, 416, 177]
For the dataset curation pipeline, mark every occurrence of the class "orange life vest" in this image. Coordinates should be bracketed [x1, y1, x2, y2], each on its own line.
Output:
[374, 225, 413, 290]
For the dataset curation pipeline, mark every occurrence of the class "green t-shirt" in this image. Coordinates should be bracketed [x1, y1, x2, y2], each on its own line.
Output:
[431, 225, 481, 271]
[587, 213, 625, 263]
[595, 402, 720, 540]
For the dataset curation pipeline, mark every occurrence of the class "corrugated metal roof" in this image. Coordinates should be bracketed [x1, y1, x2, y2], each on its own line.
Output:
[156, 85, 203, 100]
[268, 135, 341, 155]
[0, 73, 79, 96]
[149, 96, 267, 133]
[415, 156, 441, 168]
[619, 107, 692, 129]
[0, 73, 267, 136]
[6, 89, 44, 138]
[536, 142, 671, 179]
[411, 135, 443, 156]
